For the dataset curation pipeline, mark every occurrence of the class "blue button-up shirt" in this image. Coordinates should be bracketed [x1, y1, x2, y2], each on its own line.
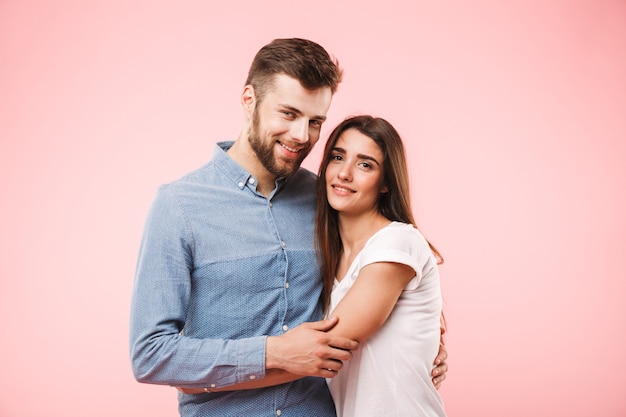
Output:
[130, 141, 336, 416]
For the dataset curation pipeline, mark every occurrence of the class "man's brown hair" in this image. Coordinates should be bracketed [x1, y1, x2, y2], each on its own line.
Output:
[245, 38, 343, 102]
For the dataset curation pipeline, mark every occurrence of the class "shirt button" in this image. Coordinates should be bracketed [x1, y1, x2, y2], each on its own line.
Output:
[210, 384, 216, 388]
[276, 410, 282, 416]
[285, 282, 289, 289]
[238, 181, 244, 188]
[282, 324, 289, 332]
[249, 375, 256, 380]
[269, 202, 273, 207]
[280, 241, 286, 249]
[248, 178, 255, 184]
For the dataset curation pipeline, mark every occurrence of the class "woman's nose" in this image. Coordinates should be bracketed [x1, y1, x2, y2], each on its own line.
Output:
[337, 166, 352, 181]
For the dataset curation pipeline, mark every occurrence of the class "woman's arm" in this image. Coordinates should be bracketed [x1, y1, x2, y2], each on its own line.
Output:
[326, 261, 415, 342]
[328, 261, 450, 389]
[329, 259, 450, 391]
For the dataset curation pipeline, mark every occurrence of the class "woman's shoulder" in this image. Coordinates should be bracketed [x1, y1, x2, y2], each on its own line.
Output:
[371, 222, 428, 248]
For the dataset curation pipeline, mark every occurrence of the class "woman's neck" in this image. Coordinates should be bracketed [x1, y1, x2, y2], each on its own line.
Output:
[338, 211, 391, 253]
[334, 211, 391, 281]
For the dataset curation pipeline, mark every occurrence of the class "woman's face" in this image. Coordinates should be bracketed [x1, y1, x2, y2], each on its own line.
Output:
[325, 128, 387, 216]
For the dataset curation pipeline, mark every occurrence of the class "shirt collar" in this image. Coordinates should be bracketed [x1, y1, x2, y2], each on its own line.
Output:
[213, 141, 287, 193]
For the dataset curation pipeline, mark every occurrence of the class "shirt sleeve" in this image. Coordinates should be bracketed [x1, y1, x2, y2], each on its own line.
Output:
[129, 185, 266, 388]
[358, 225, 435, 291]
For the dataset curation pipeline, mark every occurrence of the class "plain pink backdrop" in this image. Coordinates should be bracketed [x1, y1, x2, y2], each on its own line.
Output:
[1, 1, 625, 416]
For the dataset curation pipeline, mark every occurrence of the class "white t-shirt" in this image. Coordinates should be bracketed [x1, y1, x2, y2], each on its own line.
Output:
[327, 222, 447, 417]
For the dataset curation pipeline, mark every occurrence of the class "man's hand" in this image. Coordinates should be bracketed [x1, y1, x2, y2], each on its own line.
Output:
[266, 317, 359, 378]
[431, 329, 448, 389]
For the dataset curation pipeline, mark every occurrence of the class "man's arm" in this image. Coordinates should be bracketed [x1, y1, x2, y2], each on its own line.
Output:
[129, 186, 267, 389]
[177, 317, 358, 394]
[131, 188, 358, 389]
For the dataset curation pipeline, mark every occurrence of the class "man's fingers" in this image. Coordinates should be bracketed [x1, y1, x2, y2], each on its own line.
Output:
[329, 337, 359, 353]
[307, 316, 339, 332]
[439, 348, 448, 361]
[433, 372, 446, 390]
[322, 358, 343, 372]
[431, 358, 448, 390]
[303, 317, 359, 352]
[317, 358, 344, 378]
[268, 319, 357, 376]
[432, 361, 448, 376]
[434, 347, 448, 364]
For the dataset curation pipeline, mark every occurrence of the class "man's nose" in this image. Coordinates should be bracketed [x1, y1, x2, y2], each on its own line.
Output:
[290, 119, 309, 143]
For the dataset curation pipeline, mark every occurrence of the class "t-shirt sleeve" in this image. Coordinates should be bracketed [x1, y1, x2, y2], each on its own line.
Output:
[359, 225, 434, 291]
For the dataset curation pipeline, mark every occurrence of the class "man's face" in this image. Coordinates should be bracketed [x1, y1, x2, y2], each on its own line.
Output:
[248, 74, 332, 178]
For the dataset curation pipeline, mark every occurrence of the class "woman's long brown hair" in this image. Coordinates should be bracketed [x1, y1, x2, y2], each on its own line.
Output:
[315, 115, 444, 318]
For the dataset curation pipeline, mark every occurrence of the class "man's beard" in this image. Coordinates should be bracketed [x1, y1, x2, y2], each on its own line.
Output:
[248, 109, 309, 178]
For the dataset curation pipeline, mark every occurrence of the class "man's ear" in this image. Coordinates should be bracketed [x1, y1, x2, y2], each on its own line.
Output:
[241, 85, 256, 116]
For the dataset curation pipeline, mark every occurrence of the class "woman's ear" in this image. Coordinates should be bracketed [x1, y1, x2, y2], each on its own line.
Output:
[380, 185, 389, 194]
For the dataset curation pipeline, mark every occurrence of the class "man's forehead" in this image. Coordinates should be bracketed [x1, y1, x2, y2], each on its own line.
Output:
[265, 74, 332, 116]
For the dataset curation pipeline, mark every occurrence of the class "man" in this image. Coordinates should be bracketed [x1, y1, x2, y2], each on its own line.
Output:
[130, 38, 447, 416]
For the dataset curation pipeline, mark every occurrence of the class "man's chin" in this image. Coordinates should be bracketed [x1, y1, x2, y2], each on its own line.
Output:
[274, 163, 300, 178]
[276, 166, 298, 178]
[275, 155, 303, 174]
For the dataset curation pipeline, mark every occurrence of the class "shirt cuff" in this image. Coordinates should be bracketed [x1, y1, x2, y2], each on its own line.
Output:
[236, 335, 267, 383]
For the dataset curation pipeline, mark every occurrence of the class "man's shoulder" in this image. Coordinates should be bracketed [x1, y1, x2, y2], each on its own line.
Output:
[148, 161, 217, 207]
[164, 160, 215, 186]
[162, 142, 229, 189]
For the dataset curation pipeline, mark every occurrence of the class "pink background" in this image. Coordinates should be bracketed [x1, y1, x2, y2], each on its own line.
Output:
[1, 1, 625, 416]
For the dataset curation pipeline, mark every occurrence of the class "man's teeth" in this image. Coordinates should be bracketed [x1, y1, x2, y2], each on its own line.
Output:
[281, 143, 299, 153]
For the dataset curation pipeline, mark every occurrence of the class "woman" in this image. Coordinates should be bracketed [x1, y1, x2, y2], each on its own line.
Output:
[316, 115, 447, 416]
